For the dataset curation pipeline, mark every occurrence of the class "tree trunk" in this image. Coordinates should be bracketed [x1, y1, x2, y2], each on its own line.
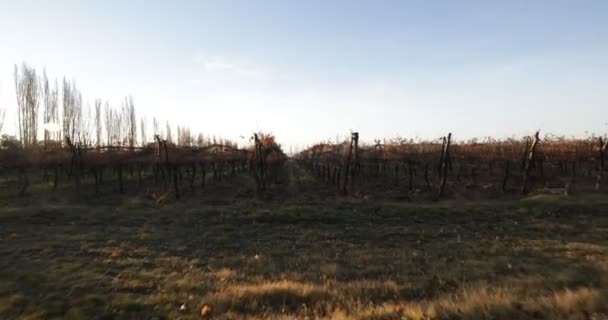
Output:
[522, 131, 540, 195]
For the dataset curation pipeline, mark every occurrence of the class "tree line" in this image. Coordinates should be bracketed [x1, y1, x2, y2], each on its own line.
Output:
[3, 62, 237, 150]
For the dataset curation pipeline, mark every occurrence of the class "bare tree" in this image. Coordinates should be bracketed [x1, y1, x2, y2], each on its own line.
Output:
[153, 117, 159, 137]
[105, 103, 125, 146]
[14, 63, 40, 147]
[62, 78, 82, 145]
[0, 105, 5, 134]
[118, 105, 127, 146]
[177, 125, 193, 147]
[177, 126, 182, 146]
[116, 108, 125, 146]
[166, 121, 172, 144]
[94, 99, 102, 147]
[0, 87, 5, 134]
[78, 102, 93, 146]
[152, 118, 158, 135]
[123, 96, 136, 149]
[42, 70, 59, 143]
[140, 116, 147, 146]
[73, 92, 83, 144]
[196, 133, 205, 147]
[104, 102, 114, 145]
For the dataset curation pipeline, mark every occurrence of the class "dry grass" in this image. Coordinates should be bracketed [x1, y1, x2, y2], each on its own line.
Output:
[196, 278, 608, 319]
[1, 189, 608, 319]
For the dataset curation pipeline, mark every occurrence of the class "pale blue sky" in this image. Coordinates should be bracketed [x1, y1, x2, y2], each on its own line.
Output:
[0, 0, 607, 148]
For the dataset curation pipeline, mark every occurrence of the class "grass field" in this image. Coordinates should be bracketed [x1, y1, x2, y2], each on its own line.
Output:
[1, 163, 608, 319]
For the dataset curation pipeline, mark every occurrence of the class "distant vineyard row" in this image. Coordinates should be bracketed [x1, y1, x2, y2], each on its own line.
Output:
[0, 63, 287, 198]
[296, 132, 608, 199]
[0, 132, 287, 199]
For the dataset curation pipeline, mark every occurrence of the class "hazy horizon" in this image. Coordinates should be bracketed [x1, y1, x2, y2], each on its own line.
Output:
[1, 1, 607, 148]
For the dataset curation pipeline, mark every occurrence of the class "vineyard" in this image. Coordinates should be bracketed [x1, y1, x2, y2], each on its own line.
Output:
[3, 129, 608, 202]
[298, 132, 608, 200]
[1, 63, 607, 202]
[1, 64, 608, 320]
[2, 0, 608, 317]
[0, 133, 287, 200]
[0, 63, 288, 201]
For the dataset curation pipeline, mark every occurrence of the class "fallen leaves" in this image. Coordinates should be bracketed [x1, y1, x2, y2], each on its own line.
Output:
[200, 304, 212, 318]
[147, 192, 175, 206]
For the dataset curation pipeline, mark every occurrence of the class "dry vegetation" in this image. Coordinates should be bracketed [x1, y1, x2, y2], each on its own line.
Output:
[2, 63, 288, 198]
[298, 132, 608, 199]
[1, 160, 607, 319]
[1, 62, 608, 320]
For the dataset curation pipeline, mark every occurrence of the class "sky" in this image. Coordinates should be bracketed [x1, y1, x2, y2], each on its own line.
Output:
[0, 0, 607, 149]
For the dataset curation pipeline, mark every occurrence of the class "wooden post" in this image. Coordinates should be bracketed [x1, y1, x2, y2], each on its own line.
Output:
[374, 142, 381, 179]
[53, 166, 59, 190]
[408, 160, 414, 191]
[394, 164, 399, 186]
[200, 162, 206, 188]
[520, 137, 531, 174]
[138, 166, 143, 189]
[342, 132, 356, 195]
[438, 136, 446, 175]
[351, 132, 359, 190]
[595, 137, 608, 191]
[332, 167, 338, 185]
[471, 165, 478, 186]
[153, 135, 162, 184]
[163, 140, 169, 164]
[190, 163, 196, 190]
[162, 139, 171, 190]
[502, 160, 510, 193]
[18, 168, 29, 197]
[74, 145, 82, 189]
[437, 133, 452, 198]
[253, 133, 266, 192]
[336, 168, 341, 187]
[218, 162, 223, 182]
[522, 131, 540, 195]
[424, 162, 431, 190]
[92, 168, 100, 194]
[173, 165, 180, 199]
